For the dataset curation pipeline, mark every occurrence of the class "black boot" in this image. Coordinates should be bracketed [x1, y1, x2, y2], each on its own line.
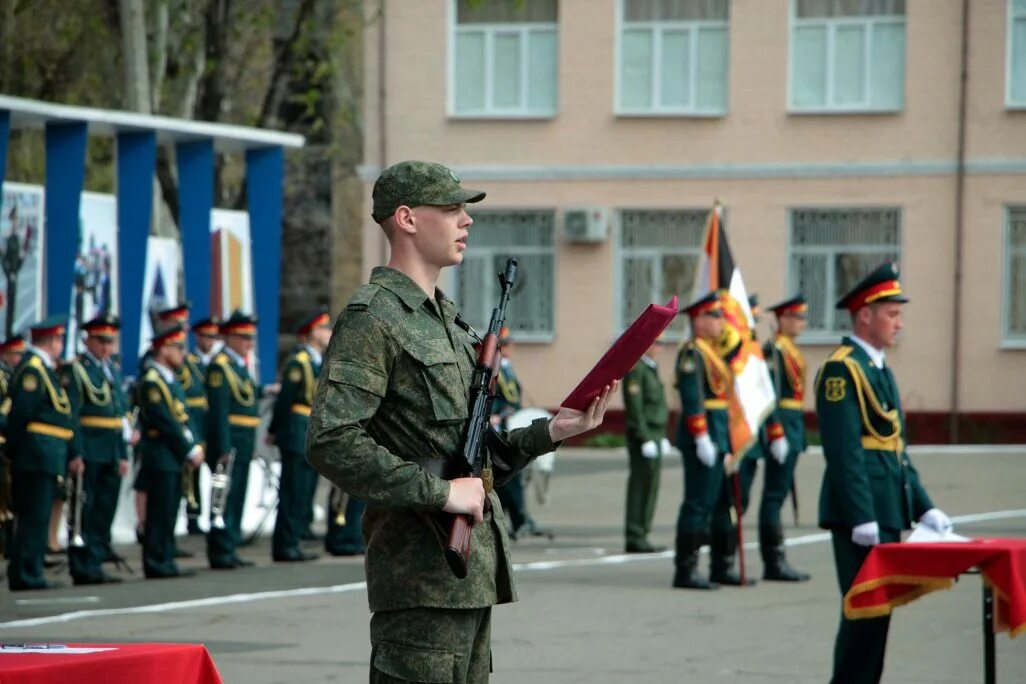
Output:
[760, 526, 810, 582]
[709, 530, 757, 586]
[672, 533, 718, 590]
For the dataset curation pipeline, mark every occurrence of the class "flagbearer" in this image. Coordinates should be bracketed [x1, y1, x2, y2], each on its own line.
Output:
[816, 262, 951, 684]
[269, 310, 331, 562]
[4, 316, 82, 591]
[62, 314, 131, 585]
[137, 325, 204, 578]
[672, 293, 731, 590]
[205, 311, 277, 569]
[753, 295, 811, 582]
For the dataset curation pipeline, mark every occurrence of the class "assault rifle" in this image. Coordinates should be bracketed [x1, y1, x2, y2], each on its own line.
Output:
[445, 258, 517, 579]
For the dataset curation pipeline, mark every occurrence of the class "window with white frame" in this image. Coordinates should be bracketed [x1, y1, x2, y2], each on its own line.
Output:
[454, 210, 555, 339]
[1005, 207, 1026, 343]
[619, 209, 707, 339]
[789, 207, 901, 336]
[451, 0, 559, 117]
[1009, 0, 1026, 106]
[618, 0, 729, 114]
[790, 0, 905, 112]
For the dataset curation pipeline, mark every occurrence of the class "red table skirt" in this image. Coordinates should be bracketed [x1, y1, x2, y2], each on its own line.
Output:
[844, 538, 1026, 637]
[0, 643, 222, 683]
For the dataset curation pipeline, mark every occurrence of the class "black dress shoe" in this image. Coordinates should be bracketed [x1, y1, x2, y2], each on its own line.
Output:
[9, 579, 65, 591]
[146, 568, 197, 579]
[625, 541, 668, 554]
[209, 560, 238, 570]
[274, 551, 320, 562]
[327, 547, 365, 557]
[173, 548, 195, 559]
[231, 557, 255, 567]
[73, 574, 123, 586]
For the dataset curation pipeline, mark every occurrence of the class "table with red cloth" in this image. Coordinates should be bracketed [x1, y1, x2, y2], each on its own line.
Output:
[844, 537, 1026, 636]
[0, 643, 223, 684]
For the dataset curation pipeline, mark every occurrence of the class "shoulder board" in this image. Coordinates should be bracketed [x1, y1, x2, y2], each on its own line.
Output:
[143, 368, 161, 382]
[828, 345, 854, 362]
[294, 350, 310, 363]
[212, 352, 230, 366]
[186, 352, 200, 364]
[27, 355, 45, 370]
[346, 284, 381, 311]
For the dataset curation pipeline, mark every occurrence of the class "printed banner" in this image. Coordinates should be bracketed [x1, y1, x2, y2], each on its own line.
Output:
[67, 191, 119, 356]
[0, 182, 44, 339]
[138, 236, 181, 361]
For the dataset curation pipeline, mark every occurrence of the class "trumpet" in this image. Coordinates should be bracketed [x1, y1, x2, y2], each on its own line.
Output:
[65, 470, 86, 548]
[329, 485, 349, 526]
[209, 448, 236, 530]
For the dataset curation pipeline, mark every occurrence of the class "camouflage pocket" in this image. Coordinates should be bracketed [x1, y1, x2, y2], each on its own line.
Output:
[406, 339, 468, 424]
[371, 642, 456, 683]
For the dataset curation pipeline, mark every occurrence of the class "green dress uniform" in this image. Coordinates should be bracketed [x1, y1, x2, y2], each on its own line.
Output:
[62, 349, 129, 584]
[4, 341, 79, 590]
[269, 343, 322, 561]
[306, 266, 559, 683]
[205, 341, 261, 569]
[137, 358, 199, 577]
[622, 355, 667, 552]
[179, 351, 208, 531]
[672, 335, 732, 589]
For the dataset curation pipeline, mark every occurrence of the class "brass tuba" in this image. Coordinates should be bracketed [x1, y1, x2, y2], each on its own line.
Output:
[209, 448, 236, 529]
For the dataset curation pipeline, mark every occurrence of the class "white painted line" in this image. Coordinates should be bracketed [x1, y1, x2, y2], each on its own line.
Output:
[14, 596, 101, 606]
[1, 509, 1022, 631]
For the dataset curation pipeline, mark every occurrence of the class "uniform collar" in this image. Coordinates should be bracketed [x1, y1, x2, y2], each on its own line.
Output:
[371, 266, 457, 324]
[222, 345, 246, 367]
[197, 341, 223, 366]
[848, 334, 886, 368]
[641, 354, 658, 370]
[27, 345, 54, 368]
[152, 361, 176, 383]
[83, 348, 108, 369]
[302, 343, 322, 366]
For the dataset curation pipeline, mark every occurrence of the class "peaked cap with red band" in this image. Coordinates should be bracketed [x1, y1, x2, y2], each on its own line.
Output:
[298, 311, 330, 337]
[680, 292, 723, 319]
[156, 302, 192, 324]
[0, 335, 26, 353]
[835, 262, 908, 312]
[30, 315, 67, 341]
[768, 294, 808, 317]
[220, 310, 258, 337]
[152, 323, 187, 349]
[191, 317, 221, 336]
[82, 314, 121, 339]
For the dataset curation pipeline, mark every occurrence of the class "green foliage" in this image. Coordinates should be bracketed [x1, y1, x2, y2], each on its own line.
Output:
[582, 432, 627, 449]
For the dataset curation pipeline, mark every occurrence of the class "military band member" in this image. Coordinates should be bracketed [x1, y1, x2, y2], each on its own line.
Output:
[752, 295, 811, 582]
[816, 262, 951, 684]
[137, 325, 205, 578]
[306, 160, 613, 682]
[61, 314, 130, 585]
[269, 310, 331, 562]
[672, 294, 732, 590]
[622, 338, 669, 554]
[324, 484, 367, 557]
[205, 311, 271, 569]
[180, 316, 220, 535]
[5, 316, 83, 591]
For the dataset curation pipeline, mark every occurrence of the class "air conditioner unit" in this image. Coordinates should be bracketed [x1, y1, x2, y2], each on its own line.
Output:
[562, 206, 610, 243]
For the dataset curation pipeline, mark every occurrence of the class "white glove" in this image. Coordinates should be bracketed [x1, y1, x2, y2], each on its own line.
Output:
[851, 521, 880, 547]
[695, 434, 717, 468]
[769, 436, 789, 464]
[660, 437, 672, 457]
[919, 508, 953, 535]
[122, 416, 134, 442]
[641, 440, 659, 459]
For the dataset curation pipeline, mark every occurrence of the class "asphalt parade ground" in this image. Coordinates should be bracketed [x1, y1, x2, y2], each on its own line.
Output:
[2, 446, 1024, 683]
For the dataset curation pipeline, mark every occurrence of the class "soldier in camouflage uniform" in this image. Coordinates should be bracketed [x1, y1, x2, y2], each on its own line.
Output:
[817, 263, 951, 684]
[269, 310, 331, 562]
[136, 325, 205, 578]
[622, 338, 669, 553]
[307, 160, 614, 684]
[5, 316, 83, 590]
[61, 315, 132, 585]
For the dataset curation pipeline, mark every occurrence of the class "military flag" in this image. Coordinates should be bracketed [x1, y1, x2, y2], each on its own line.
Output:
[692, 204, 776, 458]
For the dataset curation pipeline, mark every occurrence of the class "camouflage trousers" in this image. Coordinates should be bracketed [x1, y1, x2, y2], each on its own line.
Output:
[369, 606, 492, 684]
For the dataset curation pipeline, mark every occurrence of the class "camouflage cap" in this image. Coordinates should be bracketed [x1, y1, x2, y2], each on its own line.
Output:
[372, 161, 485, 223]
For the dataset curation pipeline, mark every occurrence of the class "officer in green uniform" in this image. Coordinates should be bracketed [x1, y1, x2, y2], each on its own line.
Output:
[0, 335, 26, 558]
[180, 314, 219, 535]
[269, 310, 331, 562]
[5, 316, 83, 590]
[306, 160, 614, 683]
[672, 294, 733, 590]
[63, 314, 132, 585]
[741, 295, 811, 581]
[205, 311, 271, 569]
[622, 338, 668, 553]
[816, 262, 952, 684]
[137, 324, 205, 578]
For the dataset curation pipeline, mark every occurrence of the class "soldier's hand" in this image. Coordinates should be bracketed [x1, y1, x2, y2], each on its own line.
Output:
[919, 508, 953, 535]
[443, 477, 486, 524]
[769, 436, 789, 464]
[641, 440, 659, 458]
[68, 457, 85, 475]
[190, 447, 205, 469]
[264, 382, 282, 396]
[118, 459, 130, 477]
[219, 453, 232, 466]
[695, 434, 717, 468]
[660, 437, 672, 456]
[549, 381, 618, 443]
[852, 521, 880, 546]
[130, 429, 141, 447]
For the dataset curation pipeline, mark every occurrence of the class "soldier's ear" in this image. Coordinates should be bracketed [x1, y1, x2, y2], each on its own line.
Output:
[391, 206, 417, 236]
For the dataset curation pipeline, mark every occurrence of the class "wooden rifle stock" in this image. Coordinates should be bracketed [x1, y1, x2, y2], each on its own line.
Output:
[445, 258, 517, 579]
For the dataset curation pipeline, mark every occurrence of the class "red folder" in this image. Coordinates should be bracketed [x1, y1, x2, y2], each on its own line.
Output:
[561, 296, 679, 411]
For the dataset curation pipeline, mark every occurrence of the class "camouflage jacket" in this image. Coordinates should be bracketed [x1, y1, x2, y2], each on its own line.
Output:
[307, 266, 557, 612]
